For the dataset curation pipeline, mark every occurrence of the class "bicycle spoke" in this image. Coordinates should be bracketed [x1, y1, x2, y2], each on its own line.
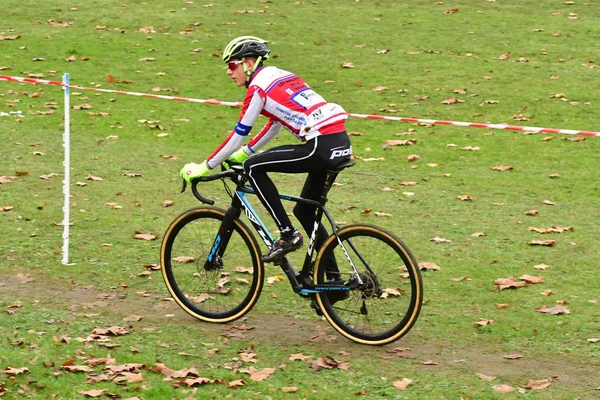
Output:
[161, 207, 263, 323]
[315, 225, 423, 345]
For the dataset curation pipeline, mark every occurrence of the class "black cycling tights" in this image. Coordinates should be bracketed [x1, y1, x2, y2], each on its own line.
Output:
[243, 132, 351, 259]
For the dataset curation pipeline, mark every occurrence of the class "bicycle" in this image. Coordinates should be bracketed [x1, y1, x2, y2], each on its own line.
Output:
[160, 161, 423, 345]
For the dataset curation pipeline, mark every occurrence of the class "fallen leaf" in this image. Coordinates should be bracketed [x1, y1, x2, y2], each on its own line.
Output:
[503, 354, 524, 360]
[457, 195, 476, 201]
[528, 240, 557, 247]
[494, 276, 526, 290]
[476, 373, 496, 381]
[133, 232, 157, 241]
[430, 237, 452, 243]
[492, 384, 514, 393]
[392, 378, 412, 390]
[3, 367, 30, 375]
[519, 275, 544, 284]
[246, 367, 276, 381]
[79, 389, 106, 397]
[537, 304, 571, 315]
[85, 174, 103, 181]
[475, 318, 494, 327]
[526, 379, 551, 390]
[491, 165, 513, 171]
[419, 262, 441, 271]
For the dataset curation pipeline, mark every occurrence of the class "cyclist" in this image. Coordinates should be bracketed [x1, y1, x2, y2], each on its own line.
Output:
[180, 35, 352, 264]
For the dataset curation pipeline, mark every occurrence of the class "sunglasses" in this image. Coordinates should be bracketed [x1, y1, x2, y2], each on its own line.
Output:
[226, 60, 245, 70]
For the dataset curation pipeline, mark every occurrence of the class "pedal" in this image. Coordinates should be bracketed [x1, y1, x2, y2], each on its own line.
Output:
[310, 300, 323, 316]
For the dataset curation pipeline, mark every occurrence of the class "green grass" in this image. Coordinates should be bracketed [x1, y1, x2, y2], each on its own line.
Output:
[1, 0, 599, 398]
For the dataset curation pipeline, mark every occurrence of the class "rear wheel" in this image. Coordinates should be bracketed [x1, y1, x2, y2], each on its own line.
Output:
[160, 206, 263, 323]
[314, 224, 423, 345]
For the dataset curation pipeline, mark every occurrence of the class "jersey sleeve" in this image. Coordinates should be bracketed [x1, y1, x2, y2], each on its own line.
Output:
[205, 86, 266, 169]
[245, 119, 283, 154]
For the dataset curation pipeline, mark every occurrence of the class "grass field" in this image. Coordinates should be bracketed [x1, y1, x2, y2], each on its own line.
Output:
[1, 1, 599, 398]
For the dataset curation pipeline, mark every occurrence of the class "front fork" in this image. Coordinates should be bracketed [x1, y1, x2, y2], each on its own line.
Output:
[203, 206, 240, 271]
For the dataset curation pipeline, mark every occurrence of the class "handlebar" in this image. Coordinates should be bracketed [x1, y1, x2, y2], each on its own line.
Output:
[180, 167, 242, 205]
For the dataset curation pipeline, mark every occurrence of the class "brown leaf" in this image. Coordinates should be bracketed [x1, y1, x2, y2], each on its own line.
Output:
[133, 232, 157, 241]
[73, 104, 93, 110]
[289, 353, 312, 361]
[441, 98, 465, 104]
[246, 366, 276, 381]
[519, 275, 544, 284]
[475, 318, 494, 327]
[476, 373, 496, 381]
[528, 226, 573, 234]
[385, 139, 416, 146]
[79, 389, 106, 397]
[503, 353, 524, 360]
[430, 237, 452, 243]
[85, 174, 102, 181]
[228, 379, 246, 388]
[4, 366, 30, 375]
[373, 211, 392, 217]
[492, 384, 514, 392]
[162, 200, 174, 207]
[526, 379, 551, 390]
[495, 52, 511, 60]
[528, 240, 557, 247]
[491, 165, 513, 171]
[419, 262, 441, 271]
[282, 386, 298, 392]
[537, 304, 571, 315]
[494, 276, 526, 290]
[524, 209, 539, 216]
[392, 378, 412, 390]
[457, 195, 476, 201]
[92, 326, 130, 336]
[173, 256, 195, 263]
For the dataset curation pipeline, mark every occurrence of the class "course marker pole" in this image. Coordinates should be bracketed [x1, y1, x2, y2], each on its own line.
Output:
[61, 73, 71, 266]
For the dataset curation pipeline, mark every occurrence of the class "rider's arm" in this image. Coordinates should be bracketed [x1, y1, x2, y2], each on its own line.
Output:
[244, 119, 282, 154]
[206, 86, 266, 169]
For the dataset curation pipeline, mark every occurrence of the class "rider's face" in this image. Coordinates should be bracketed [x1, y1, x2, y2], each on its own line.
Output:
[226, 59, 253, 87]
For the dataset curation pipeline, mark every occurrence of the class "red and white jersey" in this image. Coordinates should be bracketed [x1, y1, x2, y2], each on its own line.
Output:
[206, 66, 347, 169]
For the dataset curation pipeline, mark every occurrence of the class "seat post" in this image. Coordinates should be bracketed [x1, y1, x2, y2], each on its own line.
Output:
[319, 170, 340, 205]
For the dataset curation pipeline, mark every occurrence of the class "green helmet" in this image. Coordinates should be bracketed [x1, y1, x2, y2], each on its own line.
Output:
[222, 36, 271, 64]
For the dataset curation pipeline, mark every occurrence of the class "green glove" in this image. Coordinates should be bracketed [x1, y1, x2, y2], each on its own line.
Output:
[223, 147, 250, 169]
[180, 161, 210, 183]
[228, 147, 250, 163]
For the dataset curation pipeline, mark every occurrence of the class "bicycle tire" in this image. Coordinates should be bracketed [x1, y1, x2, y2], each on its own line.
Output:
[160, 206, 264, 323]
[314, 224, 423, 345]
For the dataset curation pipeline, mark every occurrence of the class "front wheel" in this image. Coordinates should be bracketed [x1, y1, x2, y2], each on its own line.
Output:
[314, 224, 423, 345]
[160, 206, 264, 323]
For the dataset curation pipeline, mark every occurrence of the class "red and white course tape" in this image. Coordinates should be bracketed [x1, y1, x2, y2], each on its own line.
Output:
[2, 74, 599, 137]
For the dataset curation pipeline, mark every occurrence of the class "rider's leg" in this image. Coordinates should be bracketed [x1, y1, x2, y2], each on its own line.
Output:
[244, 142, 316, 261]
[292, 172, 341, 279]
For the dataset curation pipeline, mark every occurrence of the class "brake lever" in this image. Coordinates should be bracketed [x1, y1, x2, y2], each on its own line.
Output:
[181, 179, 187, 193]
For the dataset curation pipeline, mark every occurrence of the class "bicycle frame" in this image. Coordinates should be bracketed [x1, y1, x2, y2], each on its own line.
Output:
[203, 168, 361, 295]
